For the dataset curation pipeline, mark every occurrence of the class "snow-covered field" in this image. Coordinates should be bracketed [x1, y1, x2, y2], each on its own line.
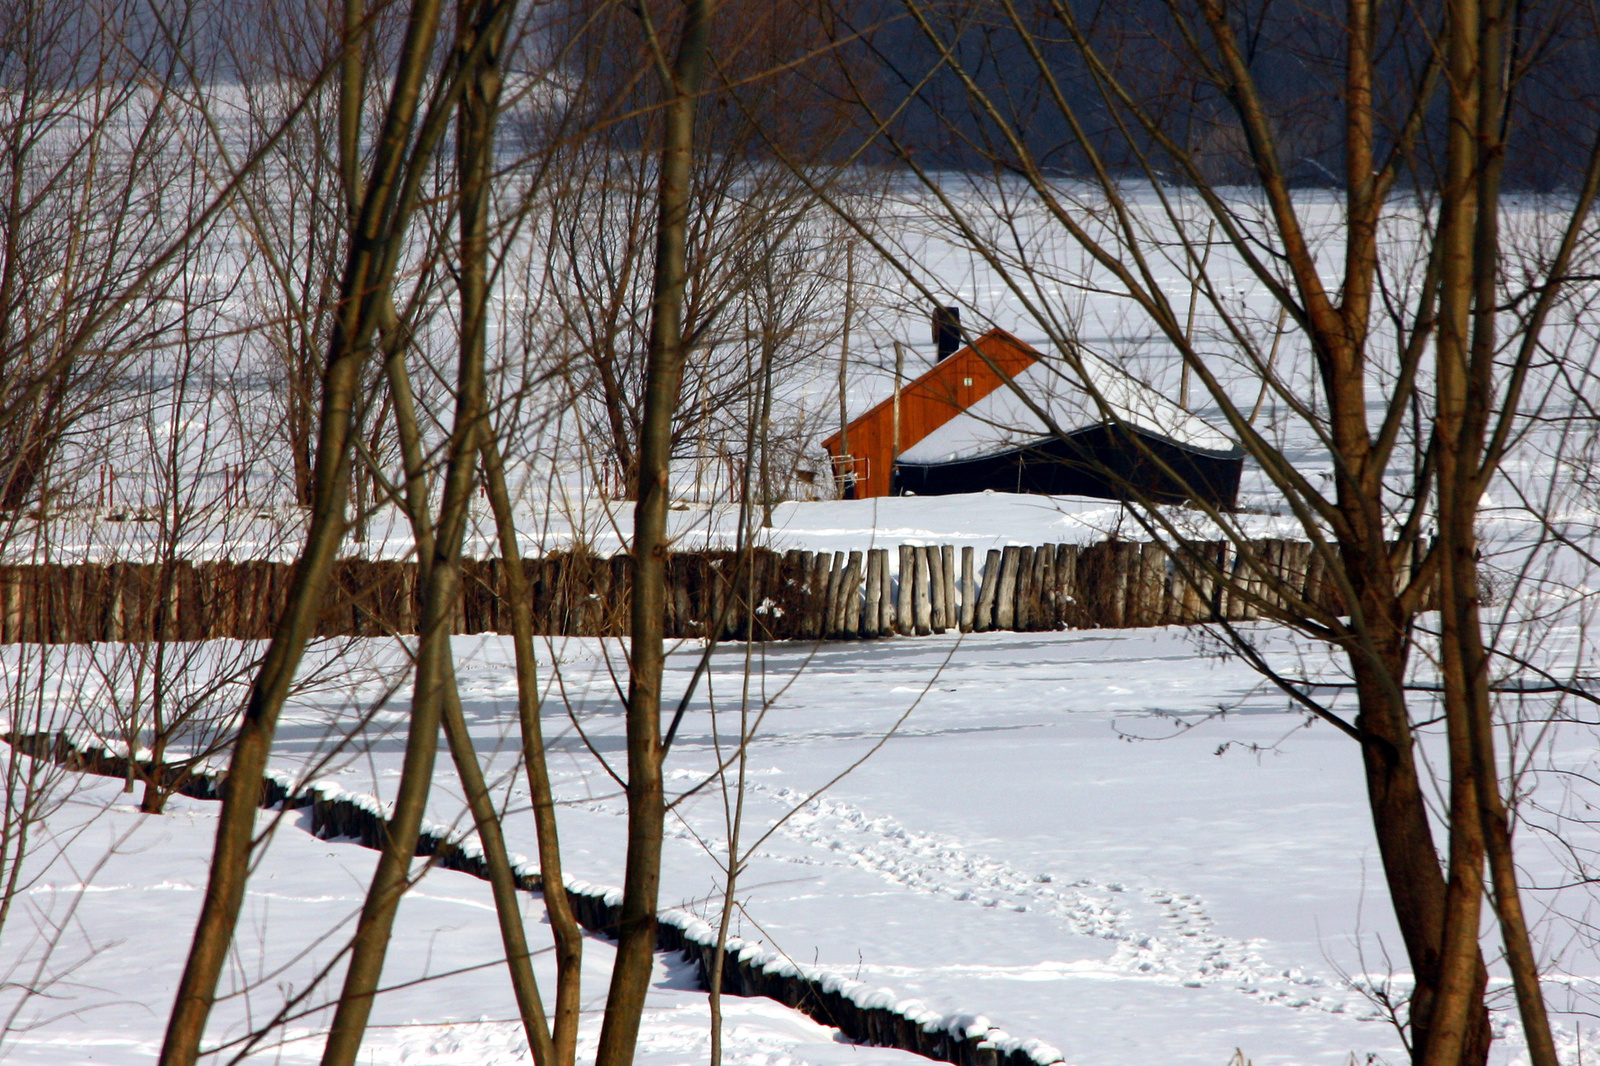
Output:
[4, 174, 1599, 1066]
[0, 772, 926, 1066]
[7, 613, 1599, 1065]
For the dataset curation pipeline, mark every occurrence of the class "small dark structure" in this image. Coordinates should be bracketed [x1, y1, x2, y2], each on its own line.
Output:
[894, 423, 1243, 507]
[933, 305, 962, 361]
[889, 338, 1244, 509]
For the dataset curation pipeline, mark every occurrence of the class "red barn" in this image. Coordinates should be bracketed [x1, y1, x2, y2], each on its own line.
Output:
[821, 328, 1039, 499]
[821, 327, 1245, 508]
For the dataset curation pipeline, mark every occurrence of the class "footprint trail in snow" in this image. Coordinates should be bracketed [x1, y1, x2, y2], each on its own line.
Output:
[759, 785, 1379, 1022]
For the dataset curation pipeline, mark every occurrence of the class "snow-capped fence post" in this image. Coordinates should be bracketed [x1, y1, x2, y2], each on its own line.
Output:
[974, 548, 1000, 631]
[912, 546, 933, 635]
[1302, 543, 1329, 615]
[788, 551, 809, 639]
[1050, 544, 1072, 627]
[896, 545, 914, 635]
[862, 550, 882, 638]
[1283, 541, 1313, 617]
[876, 549, 895, 634]
[959, 546, 975, 632]
[1014, 546, 1035, 630]
[1136, 543, 1165, 626]
[825, 551, 846, 637]
[4, 567, 21, 643]
[1029, 545, 1049, 629]
[0, 536, 1339, 646]
[994, 546, 1020, 630]
[934, 544, 947, 627]
[843, 550, 864, 638]
[1113, 542, 1138, 627]
[804, 551, 825, 639]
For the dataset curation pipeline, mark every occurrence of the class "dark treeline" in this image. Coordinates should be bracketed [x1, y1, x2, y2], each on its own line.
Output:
[15, 1, 1599, 190]
[830, 0, 1600, 190]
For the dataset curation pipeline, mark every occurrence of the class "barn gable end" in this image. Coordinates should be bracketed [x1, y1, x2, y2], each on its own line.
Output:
[821, 328, 1039, 498]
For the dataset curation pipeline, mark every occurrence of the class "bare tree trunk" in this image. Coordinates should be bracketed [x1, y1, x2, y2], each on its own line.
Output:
[481, 436, 584, 1066]
[323, 4, 555, 1060]
[592, 3, 711, 1063]
[159, 3, 449, 1060]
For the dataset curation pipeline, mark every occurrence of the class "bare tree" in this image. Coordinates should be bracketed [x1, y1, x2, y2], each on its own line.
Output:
[817, 2, 1600, 1063]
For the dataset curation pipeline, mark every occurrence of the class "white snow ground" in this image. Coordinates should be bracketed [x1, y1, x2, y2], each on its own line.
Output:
[10, 615, 1599, 1065]
[0, 773, 927, 1066]
[5, 184, 1599, 1065]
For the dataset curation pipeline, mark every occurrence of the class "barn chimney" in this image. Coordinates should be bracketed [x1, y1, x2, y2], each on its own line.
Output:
[933, 305, 961, 361]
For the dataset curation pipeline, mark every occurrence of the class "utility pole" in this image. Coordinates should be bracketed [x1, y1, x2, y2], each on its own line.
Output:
[837, 243, 853, 497]
[892, 339, 905, 492]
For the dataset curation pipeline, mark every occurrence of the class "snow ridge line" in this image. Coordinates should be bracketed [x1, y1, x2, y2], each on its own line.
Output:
[5, 730, 1066, 1066]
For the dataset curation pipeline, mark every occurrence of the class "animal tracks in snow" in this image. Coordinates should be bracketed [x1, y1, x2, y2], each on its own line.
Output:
[758, 785, 1379, 1022]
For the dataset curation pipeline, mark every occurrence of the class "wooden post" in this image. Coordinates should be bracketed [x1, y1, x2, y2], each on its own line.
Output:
[1018, 546, 1038, 629]
[863, 550, 882, 638]
[975, 549, 1001, 631]
[1268, 539, 1290, 614]
[1304, 542, 1329, 615]
[1112, 543, 1135, 628]
[779, 549, 801, 640]
[995, 546, 1021, 630]
[1234, 541, 1257, 621]
[896, 544, 914, 636]
[1136, 543, 1164, 627]
[1053, 543, 1076, 628]
[801, 552, 819, 639]
[0, 566, 13, 644]
[892, 341, 905, 464]
[934, 541, 947, 630]
[912, 546, 932, 635]
[1281, 539, 1306, 613]
[795, 551, 814, 639]
[926, 543, 946, 632]
[838, 244, 854, 479]
[959, 547, 975, 632]
[877, 549, 895, 634]
[1034, 545, 1052, 630]
[1213, 541, 1235, 620]
[843, 550, 864, 638]
[825, 551, 845, 638]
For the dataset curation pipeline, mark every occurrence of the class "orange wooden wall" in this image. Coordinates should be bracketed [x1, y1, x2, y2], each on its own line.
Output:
[821, 328, 1040, 498]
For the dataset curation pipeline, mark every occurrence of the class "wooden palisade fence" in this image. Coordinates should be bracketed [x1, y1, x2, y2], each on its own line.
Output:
[0, 539, 1374, 645]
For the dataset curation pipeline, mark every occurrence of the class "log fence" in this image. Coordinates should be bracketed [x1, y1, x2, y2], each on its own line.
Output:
[0, 538, 1399, 645]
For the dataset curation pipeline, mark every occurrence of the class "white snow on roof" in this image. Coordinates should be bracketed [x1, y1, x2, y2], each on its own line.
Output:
[897, 355, 1239, 464]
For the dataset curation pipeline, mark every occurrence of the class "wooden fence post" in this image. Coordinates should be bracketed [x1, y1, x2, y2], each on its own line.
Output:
[824, 551, 845, 638]
[1015, 546, 1036, 630]
[876, 549, 895, 634]
[940, 545, 957, 633]
[975, 549, 1000, 632]
[959, 547, 975, 633]
[927, 545, 946, 633]
[842, 550, 864, 638]
[912, 546, 932, 635]
[1136, 544, 1164, 627]
[896, 545, 914, 636]
[995, 546, 1020, 631]
[807, 551, 829, 640]
[863, 550, 882, 638]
